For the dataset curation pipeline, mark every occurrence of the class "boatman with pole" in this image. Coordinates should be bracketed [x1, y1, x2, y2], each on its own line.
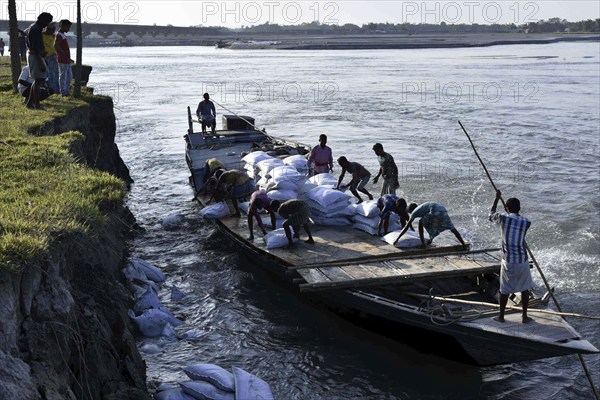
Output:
[489, 190, 534, 324]
[196, 93, 217, 134]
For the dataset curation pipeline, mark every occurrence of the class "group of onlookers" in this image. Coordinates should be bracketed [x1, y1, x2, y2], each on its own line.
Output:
[16, 12, 73, 109]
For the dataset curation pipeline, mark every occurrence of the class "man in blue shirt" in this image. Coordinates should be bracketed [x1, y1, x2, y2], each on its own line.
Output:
[196, 93, 216, 134]
[489, 190, 533, 323]
[392, 201, 467, 249]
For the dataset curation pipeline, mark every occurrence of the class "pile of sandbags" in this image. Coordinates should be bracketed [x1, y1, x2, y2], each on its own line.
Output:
[303, 184, 355, 226]
[351, 200, 402, 235]
[154, 363, 274, 400]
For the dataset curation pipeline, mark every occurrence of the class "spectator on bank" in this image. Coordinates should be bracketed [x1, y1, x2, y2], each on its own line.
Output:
[0, 38, 5, 56]
[55, 19, 72, 96]
[43, 22, 59, 93]
[24, 12, 53, 109]
[18, 66, 52, 101]
[18, 31, 27, 61]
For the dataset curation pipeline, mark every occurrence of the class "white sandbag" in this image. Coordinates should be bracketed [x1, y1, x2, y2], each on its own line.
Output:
[238, 201, 251, 215]
[130, 258, 166, 284]
[139, 342, 163, 355]
[312, 216, 352, 226]
[241, 151, 271, 166]
[306, 186, 352, 208]
[352, 214, 379, 229]
[307, 199, 352, 216]
[123, 263, 147, 282]
[268, 179, 299, 191]
[283, 154, 309, 171]
[257, 158, 284, 175]
[354, 200, 380, 218]
[162, 214, 185, 230]
[266, 189, 298, 202]
[382, 230, 429, 248]
[133, 285, 162, 313]
[199, 202, 230, 219]
[352, 222, 379, 235]
[256, 176, 270, 189]
[180, 381, 235, 400]
[171, 286, 187, 302]
[297, 180, 318, 196]
[184, 364, 235, 392]
[270, 165, 305, 185]
[154, 388, 196, 400]
[264, 228, 297, 249]
[128, 308, 183, 338]
[232, 367, 274, 400]
[307, 173, 338, 187]
[161, 323, 178, 340]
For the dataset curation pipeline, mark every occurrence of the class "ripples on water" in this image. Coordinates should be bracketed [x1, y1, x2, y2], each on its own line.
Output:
[84, 42, 599, 399]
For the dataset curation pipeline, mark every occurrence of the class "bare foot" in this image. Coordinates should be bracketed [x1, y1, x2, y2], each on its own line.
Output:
[305, 238, 315, 244]
[368, 194, 373, 200]
[522, 316, 533, 324]
[356, 199, 363, 204]
[248, 235, 254, 241]
[493, 316, 505, 323]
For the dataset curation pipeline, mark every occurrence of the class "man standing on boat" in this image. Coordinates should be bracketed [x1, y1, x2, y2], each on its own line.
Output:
[335, 157, 374, 204]
[196, 93, 217, 134]
[489, 190, 534, 324]
[307, 134, 333, 175]
[372, 143, 399, 195]
[393, 202, 467, 249]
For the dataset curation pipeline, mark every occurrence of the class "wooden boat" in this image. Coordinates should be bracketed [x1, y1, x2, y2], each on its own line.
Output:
[184, 108, 598, 366]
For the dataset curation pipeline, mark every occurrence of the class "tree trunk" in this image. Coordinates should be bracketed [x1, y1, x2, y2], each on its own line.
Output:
[73, 0, 83, 97]
[8, 0, 21, 92]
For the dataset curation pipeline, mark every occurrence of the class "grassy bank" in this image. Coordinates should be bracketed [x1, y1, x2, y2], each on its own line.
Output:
[0, 58, 126, 271]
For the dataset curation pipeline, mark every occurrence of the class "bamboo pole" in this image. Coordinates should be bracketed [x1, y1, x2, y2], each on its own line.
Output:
[458, 120, 599, 400]
[407, 292, 600, 320]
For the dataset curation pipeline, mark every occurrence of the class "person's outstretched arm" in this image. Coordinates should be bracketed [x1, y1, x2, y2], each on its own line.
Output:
[393, 217, 414, 245]
[490, 190, 502, 221]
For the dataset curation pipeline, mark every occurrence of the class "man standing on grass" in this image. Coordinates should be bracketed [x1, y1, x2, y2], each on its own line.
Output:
[490, 190, 534, 324]
[24, 12, 53, 109]
[55, 19, 72, 97]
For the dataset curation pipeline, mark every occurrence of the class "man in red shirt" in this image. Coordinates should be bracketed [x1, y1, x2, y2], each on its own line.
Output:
[54, 19, 72, 96]
[307, 134, 333, 175]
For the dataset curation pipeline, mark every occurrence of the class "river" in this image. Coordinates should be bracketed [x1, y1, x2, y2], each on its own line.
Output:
[84, 42, 599, 399]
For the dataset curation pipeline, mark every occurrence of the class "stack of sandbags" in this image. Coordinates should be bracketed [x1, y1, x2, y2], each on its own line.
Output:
[124, 258, 185, 339]
[283, 154, 309, 174]
[155, 363, 274, 400]
[264, 165, 305, 201]
[304, 185, 354, 226]
[351, 200, 402, 235]
[241, 151, 272, 180]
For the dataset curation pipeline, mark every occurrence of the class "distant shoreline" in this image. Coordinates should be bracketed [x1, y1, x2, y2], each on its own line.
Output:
[76, 32, 600, 50]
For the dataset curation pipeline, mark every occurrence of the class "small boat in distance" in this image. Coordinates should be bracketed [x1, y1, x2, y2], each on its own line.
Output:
[215, 40, 281, 49]
[184, 108, 599, 366]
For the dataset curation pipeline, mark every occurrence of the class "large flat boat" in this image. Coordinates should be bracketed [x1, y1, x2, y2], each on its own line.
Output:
[184, 108, 598, 366]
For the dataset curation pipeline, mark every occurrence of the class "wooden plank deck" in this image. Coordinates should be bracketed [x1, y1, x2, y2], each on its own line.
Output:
[296, 255, 500, 292]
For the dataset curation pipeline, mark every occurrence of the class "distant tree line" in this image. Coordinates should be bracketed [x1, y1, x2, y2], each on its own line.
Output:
[231, 18, 600, 34]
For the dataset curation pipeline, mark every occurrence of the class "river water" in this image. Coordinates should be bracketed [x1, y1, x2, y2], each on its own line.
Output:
[84, 43, 599, 399]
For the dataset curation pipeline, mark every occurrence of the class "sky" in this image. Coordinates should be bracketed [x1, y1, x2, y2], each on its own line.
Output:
[2, 1, 600, 28]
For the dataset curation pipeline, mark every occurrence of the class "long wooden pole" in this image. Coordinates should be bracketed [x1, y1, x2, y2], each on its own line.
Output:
[458, 120, 599, 399]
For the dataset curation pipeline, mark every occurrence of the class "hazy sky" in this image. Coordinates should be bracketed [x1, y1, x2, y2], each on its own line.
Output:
[5, 1, 600, 27]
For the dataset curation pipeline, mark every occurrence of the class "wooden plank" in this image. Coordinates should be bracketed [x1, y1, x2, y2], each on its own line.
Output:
[296, 268, 331, 285]
[289, 247, 500, 270]
[299, 261, 500, 292]
[340, 264, 380, 280]
[318, 266, 355, 282]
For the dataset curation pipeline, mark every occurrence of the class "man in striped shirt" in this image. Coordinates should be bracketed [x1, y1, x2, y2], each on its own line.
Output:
[490, 190, 533, 323]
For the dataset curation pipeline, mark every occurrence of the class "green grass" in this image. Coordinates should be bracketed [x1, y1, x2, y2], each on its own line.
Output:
[0, 58, 126, 271]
